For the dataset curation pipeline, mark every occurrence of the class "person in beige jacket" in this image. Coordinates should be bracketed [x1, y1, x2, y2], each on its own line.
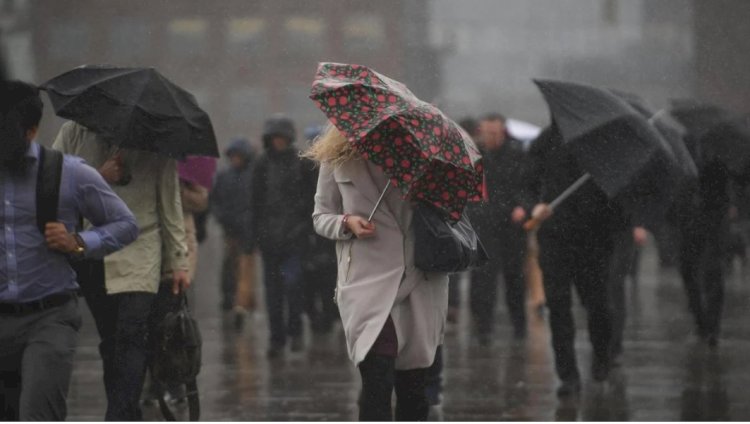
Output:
[53, 121, 189, 421]
[308, 126, 448, 421]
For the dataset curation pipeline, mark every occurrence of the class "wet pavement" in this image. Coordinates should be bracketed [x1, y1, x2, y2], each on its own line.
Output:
[66, 227, 750, 421]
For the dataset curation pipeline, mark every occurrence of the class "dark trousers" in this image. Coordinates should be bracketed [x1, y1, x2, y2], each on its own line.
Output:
[678, 224, 726, 338]
[304, 264, 338, 332]
[80, 274, 155, 421]
[358, 353, 429, 421]
[470, 230, 527, 336]
[539, 235, 613, 383]
[608, 229, 637, 356]
[262, 252, 304, 347]
[424, 345, 444, 406]
[220, 237, 241, 311]
[0, 296, 81, 421]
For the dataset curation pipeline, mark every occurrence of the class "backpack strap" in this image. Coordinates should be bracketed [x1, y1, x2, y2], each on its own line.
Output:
[35, 145, 64, 235]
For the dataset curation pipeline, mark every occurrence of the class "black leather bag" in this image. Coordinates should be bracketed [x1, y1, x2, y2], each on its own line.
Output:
[150, 283, 202, 421]
[413, 202, 489, 273]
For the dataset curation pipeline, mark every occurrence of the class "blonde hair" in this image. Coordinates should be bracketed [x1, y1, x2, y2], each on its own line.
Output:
[302, 124, 359, 167]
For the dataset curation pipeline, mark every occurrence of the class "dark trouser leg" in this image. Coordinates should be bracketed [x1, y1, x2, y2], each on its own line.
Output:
[679, 232, 707, 335]
[105, 292, 155, 421]
[0, 350, 21, 421]
[608, 230, 634, 356]
[424, 346, 443, 406]
[19, 299, 81, 421]
[539, 246, 579, 383]
[262, 253, 286, 347]
[221, 238, 240, 311]
[395, 368, 429, 421]
[499, 234, 527, 338]
[358, 353, 395, 421]
[281, 255, 304, 338]
[574, 245, 614, 380]
[318, 265, 339, 329]
[470, 260, 501, 336]
[702, 236, 725, 338]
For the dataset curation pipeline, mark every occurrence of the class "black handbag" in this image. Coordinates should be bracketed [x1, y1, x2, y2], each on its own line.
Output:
[413, 202, 489, 273]
[149, 283, 202, 421]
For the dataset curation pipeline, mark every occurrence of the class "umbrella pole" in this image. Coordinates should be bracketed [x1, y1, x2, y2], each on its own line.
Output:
[368, 180, 392, 222]
[524, 173, 591, 231]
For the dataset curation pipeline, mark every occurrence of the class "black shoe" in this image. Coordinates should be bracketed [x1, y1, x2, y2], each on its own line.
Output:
[267, 343, 284, 359]
[556, 379, 581, 398]
[290, 335, 304, 352]
[592, 357, 610, 382]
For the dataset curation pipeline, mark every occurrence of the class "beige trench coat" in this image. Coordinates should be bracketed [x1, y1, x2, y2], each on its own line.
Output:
[313, 159, 449, 370]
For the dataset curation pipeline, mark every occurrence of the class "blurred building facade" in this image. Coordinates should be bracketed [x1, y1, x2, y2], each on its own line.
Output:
[429, 0, 697, 124]
[29, 0, 439, 149]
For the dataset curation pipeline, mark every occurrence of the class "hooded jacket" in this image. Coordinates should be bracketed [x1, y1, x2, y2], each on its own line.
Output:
[210, 138, 255, 250]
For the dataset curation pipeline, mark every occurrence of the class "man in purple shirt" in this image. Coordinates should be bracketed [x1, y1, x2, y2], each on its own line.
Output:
[0, 80, 138, 420]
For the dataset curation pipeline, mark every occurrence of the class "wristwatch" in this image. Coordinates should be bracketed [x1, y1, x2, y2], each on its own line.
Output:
[71, 234, 86, 256]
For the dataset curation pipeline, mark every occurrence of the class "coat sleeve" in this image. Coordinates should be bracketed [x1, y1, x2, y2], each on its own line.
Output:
[158, 158, 189, 272]
[313, 163, 353, 241]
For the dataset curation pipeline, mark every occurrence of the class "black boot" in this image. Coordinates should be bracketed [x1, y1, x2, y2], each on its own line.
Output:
[394, 368, 429, 421]
[358, 353, 395, 421]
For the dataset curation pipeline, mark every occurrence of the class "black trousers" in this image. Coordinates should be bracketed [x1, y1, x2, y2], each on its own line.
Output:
[0, 296, 81, 421]
[608, 229, 637, 356]
[358, 353, 429, 421]
[538, 235, 614, 383]
[80, 268, 156, 422]
[678, 222, 726, 338]
[470, 229, 527, 336]
[261, 252, 304, 347]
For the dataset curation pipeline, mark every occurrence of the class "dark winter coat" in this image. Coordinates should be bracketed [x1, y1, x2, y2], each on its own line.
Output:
[251, 147, 317, 255]
[210, 158, 255, 251]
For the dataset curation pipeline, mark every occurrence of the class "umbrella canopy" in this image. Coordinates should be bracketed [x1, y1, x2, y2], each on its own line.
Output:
[178, 156, 217, 190]
[612, 91, 697, 181]
[670, 100, 750, 177]
[534, 79, 686, 226]
[310, 62, 484, 221]
[41, 65, 218, 158]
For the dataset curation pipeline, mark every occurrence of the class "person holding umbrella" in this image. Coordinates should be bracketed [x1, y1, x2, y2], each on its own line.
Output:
[526, 80, 693, 398]
[44, 65, 218, 421]
[307, 63, 484, 421]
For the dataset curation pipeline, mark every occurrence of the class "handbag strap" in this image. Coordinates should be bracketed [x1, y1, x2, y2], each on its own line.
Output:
[157, 380, 200, 421]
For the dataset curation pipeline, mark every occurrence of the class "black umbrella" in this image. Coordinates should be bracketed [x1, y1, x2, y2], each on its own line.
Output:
[613, 91, 698, 181]
[525, 79, 684, 230]
[670, 100, 750, 177]
[41, 65, 218, 158]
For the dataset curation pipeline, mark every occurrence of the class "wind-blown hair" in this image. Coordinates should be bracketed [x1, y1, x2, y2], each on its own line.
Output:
[302, 124, 359, 167]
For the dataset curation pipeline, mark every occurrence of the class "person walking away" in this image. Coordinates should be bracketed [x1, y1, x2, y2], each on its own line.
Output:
[0, 81, 137, 420]
[210, 138, 256, 327]
[527, 124, 628, 397]
[53, 121, 190, 421]
[251, 115, 317, 357]
[303, 125, 338, 334]
[308, 125, 449, 421]
[670, 133, 737, 348]
[468, 113, 532, 344]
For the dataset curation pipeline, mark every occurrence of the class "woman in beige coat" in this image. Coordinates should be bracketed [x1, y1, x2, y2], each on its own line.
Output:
[308, 126, 449, 421]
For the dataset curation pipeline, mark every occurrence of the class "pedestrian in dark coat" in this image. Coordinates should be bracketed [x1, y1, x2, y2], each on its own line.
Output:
[210, 138, 256, 320]
[528, 124, 628, 397]
[251, 114, 317, 357]
[468, 113, 532, 343]
[670, 133, 738, 348]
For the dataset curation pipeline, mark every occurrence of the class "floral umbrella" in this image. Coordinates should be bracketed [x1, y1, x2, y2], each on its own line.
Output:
[309, 62, 484, 221]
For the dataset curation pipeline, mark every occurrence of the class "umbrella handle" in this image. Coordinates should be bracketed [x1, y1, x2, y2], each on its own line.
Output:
[368, 180, 391, 222]
[523, 173, 592, 232]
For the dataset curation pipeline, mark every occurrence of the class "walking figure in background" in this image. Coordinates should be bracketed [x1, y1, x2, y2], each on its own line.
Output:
[0, 81, 137, 421]
[251, 115, 317, 358]
[210, 138, 256, 327]
[469, 113, 532, 344]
